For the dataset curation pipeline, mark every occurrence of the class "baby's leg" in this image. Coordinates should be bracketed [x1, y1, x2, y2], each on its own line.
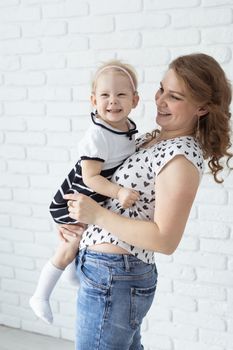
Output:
[62, 260, 79, 286]
[52, 234, 80, 269]
[52, 236, 80, 286]
[30, 237, 79, 324]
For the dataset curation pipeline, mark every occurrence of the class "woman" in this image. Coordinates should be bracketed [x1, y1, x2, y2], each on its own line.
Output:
[61, 53, 232, 350]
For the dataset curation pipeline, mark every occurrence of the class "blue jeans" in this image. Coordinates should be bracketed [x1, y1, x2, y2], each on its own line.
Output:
[75, 249, 158, 350]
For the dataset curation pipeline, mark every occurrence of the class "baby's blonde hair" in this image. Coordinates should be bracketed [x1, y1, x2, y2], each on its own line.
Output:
[91, 59, 138, 94]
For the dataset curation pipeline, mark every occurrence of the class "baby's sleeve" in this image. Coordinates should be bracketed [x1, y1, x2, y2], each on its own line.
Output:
[78, 127, 109, 162]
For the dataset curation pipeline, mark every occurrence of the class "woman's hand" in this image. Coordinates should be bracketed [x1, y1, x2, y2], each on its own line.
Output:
[58, 223, 86, 243]
[63, 193, 103, 225]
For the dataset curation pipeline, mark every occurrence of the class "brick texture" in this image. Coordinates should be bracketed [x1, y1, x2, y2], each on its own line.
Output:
[0, 1, 233, 349]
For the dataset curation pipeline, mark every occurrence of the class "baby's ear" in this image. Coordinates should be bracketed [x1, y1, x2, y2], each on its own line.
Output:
[132, 94, 139, 108]
[90, 94, 97, 107]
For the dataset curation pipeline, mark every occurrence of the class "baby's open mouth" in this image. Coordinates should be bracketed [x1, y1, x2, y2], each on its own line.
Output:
[107, 109, 122, 113]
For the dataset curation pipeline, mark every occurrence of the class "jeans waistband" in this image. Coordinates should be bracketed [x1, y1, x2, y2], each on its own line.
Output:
[78, 248, 150, 269]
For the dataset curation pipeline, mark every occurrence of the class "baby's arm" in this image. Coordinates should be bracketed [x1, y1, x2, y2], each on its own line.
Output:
[82, 160, 139, 209]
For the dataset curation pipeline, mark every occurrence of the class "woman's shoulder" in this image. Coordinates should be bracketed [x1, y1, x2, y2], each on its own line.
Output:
[153, 136, 204, 175]
[157, 136, 202, 153]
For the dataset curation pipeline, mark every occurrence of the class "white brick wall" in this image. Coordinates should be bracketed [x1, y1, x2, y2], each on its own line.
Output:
[0, 0, 233, 349]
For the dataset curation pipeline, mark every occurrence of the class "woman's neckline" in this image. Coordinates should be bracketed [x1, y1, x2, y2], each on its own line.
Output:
[141, 134, 195, 149]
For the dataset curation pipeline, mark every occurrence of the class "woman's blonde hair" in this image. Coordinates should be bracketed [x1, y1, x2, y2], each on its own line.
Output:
[91, 59, 138, 95]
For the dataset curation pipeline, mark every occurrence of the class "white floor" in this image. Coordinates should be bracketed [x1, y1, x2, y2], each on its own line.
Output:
[0, 325, 74, 350]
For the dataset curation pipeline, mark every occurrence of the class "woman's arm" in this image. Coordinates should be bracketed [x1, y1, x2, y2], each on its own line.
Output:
[65, 156, 200, 255]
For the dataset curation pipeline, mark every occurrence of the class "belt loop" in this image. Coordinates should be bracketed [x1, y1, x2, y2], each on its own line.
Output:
[123, 255, 130, 272]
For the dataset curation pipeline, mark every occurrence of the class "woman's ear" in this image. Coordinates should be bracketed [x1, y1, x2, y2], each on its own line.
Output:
[197, 105, 208, 117]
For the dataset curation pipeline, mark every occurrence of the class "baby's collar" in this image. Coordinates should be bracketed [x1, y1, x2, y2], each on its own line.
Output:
[90, 112, 138, 140]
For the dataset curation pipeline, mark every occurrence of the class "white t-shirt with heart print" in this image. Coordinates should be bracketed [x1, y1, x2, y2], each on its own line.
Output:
[79, 135, 204, 264]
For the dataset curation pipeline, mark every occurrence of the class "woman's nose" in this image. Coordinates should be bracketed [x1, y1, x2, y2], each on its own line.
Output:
[156, 92, 166, 106]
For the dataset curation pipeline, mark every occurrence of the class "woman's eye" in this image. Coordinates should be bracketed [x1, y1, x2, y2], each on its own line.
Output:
[171, 95, 181, 100]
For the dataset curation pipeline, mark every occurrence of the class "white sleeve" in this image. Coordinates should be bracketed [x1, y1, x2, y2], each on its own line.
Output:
[78, 126, 109, 162]
[154, 138, 204, 178]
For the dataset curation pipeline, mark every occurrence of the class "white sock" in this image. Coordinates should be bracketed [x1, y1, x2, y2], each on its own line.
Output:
[29, 260, 63, 324]
[62, 260, 79, 286]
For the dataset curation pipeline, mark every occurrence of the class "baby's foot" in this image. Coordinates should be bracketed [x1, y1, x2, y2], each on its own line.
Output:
[29, 296, 53, 324]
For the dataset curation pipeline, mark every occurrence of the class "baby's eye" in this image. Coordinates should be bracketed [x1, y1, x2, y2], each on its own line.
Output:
[118, 93, 126, 97]
[101, 93, 109, 97]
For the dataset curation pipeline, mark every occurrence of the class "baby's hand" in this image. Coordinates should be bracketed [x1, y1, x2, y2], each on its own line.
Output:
[117, 187, 140, 209]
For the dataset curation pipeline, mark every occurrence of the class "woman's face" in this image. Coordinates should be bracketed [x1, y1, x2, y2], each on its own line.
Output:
[155, 69, 204, 136]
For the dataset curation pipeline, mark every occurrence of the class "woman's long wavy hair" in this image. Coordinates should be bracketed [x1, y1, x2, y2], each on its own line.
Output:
[157, 53, 232, 183]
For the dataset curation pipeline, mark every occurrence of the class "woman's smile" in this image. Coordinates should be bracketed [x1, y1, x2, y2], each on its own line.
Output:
[157, 109, 171, 117]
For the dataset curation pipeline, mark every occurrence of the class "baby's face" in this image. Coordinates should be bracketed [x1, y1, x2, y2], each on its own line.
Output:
[91, 71, 139, 131]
